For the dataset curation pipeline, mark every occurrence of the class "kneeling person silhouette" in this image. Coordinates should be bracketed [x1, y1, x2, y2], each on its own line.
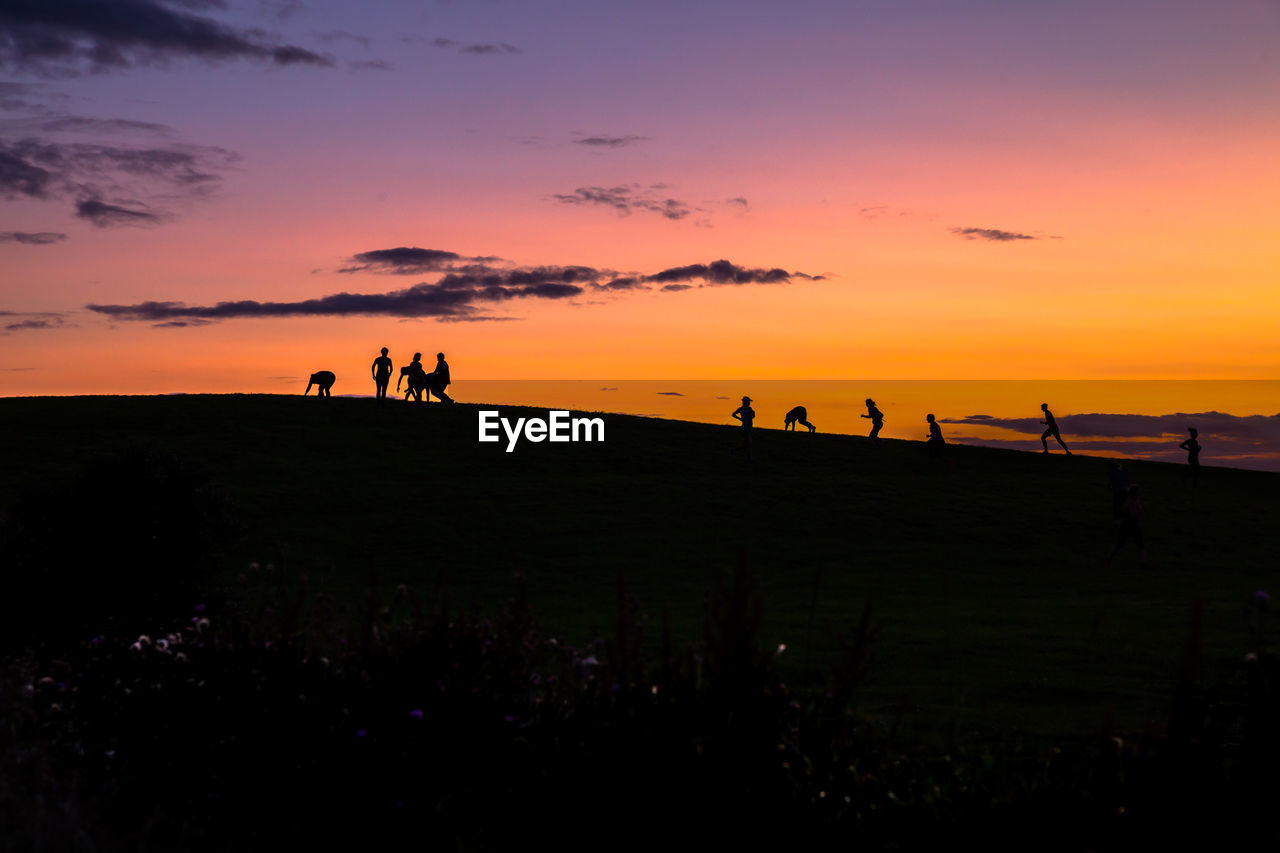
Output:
[305, 371, 335, 397]
[784, 406, 816, 432]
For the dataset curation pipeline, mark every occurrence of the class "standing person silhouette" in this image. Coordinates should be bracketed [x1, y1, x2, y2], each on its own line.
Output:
[1106, 484, 1146, 565]
[861, 398, 884, 445]
[428, 351, 454, 403]
[371, 347, 393, 405]
[925, 413, 944, 459]
[1039, 403, 1071, 454]
[406, 352, 427, 402]
[731, 396, 755, 459]
[1179, 427, 1201, 487]
[784, 406, 815, 432]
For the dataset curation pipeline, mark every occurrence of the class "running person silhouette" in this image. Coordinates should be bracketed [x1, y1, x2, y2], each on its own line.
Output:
[731, 396, 755, 459]
[1179, 427, 1201, 487]
[371, 347, 392, 404]
[784, 406, 815, 432]
[1040, 403, 1071, 454]
[861, 398, 884, 444]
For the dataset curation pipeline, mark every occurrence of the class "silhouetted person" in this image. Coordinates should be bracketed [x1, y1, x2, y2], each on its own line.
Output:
[396, 366, 419, 400]
[427, 351, 454, 403]
[925, 413, 944, 459]
[1179, 427, 1201, 487]
[304, 371, 335, 397]
[1106, 484, 1146, 565]
[784, 406, 815, 432]
[1107, 459, 1131, 521]
[402, 353, 428, 402]
[372, 347, 392, 404]
[861, 398, 884, 444]
[731, 396, 755, 459]
[1040, 403, 1070, 454]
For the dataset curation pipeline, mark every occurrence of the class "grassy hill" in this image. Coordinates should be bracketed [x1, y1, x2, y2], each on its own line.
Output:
[1, 393, 1273, 745]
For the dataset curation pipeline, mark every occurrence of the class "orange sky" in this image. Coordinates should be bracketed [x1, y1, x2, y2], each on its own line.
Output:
[2, 1, 1279, 394]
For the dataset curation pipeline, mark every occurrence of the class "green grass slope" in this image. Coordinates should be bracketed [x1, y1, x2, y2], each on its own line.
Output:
[1, 393, 1274, 743]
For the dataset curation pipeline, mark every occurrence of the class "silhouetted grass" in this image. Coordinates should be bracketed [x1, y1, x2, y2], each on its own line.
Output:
[2, 560, 1276, 850]
[0, 393, 1276, 746]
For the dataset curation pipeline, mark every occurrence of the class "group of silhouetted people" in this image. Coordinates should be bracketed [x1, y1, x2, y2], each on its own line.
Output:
[378, 349, 452, 406]
[728, 396, 1205, 567]
[304, 348, 455, 405]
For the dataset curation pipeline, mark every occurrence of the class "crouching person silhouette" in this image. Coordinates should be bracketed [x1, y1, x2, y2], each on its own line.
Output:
[784, 406, 816, 432]
[926, 413, 945, 459]
[427, 351, 454, 403]
[305, 371, 335, 397]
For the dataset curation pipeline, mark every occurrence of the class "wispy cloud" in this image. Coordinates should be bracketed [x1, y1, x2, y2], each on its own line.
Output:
[553, 184, 693, 221]
[0, 0, 333, 75]
[951, 226, 1037, 242]
[0, 230, 66, 244]
[75, 198, 161, 226]
[573, 135, 648, 148]
[0, 310, 68, 333]
[430, 38, 520, 55]
[0, 136, 237, 225]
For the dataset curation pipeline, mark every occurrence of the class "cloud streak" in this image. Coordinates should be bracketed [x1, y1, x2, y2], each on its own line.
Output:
[431, 38, 520, 55]
[0, 310, 68, 333]
[86, 248, 823, 324]
[0, 230, 67, 244]
[337, 247, 502, 275]
[573, 135, 648, 148]
[951, 226, 1036, 242]
[0, 0, 333, 75]
[940, 411, 1280, 470]
[553, 185, 693, 221]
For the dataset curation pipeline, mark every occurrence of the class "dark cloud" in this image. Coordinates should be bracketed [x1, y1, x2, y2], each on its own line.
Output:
[0, 136, 237, 223]
[338, 247, 503, 275]
[553, 185, 692, 221]
[0, 310, 67, 333]
[87, 249, 821, 324]
[941, 411, 1280, 441]
[642, 259, 822, 287]
[940, 412, 1280, 471]
[152, 318, 213, 327]
[657, 391, 684, 396]
[0, 0, 333, 75]
[725, 196, 749, 209]
[0, 230, 67, 244]
[347, 59, 393, 71]
[951, 226, 1036, 242]
[574, 135, 648, 148]
[75, 197, 161, 226]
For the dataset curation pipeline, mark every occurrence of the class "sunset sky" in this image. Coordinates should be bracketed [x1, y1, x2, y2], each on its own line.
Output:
[2, 0, 1278, 395]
